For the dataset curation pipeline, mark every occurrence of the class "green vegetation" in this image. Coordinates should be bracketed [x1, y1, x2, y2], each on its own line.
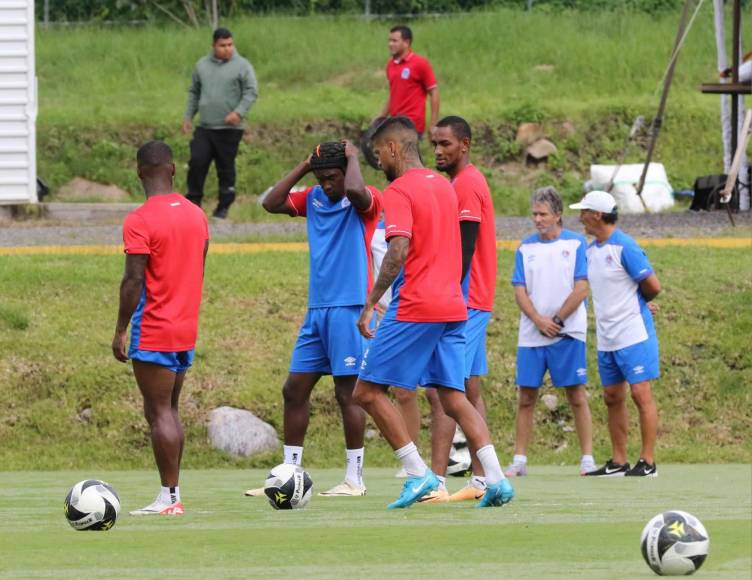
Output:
[1, 466, 750, 577]
[0, 246, 749, 471]
[37, 9, 729, 214]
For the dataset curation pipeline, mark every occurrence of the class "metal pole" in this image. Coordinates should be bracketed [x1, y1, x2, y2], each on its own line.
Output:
[729, 0, 741, 208]
[43, 0, 49, 28]
[635, 0, 694, 206]
[364, 0, 371, 18]
[527, 0, 534, 10]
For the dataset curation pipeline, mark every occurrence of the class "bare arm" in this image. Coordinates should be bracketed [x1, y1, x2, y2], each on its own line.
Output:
[428, 86, 440, 132]
[555, 279, 588, 321]
[343, 140, 372, 211]
[262, 157, 311, 215]
[112, 254, 148, 362]
[639, 274, 661, 302]
[357, 236, 409, 338]
[514, 285, 561, 338]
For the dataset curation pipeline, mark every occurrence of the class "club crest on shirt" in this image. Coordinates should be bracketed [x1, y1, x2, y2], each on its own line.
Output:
[341, 198, 351, 209]
[562, 249, 570, 258]
[605, 255, 614, 264]
[401, 67, 411, 79]
[312, 198, 324, 209]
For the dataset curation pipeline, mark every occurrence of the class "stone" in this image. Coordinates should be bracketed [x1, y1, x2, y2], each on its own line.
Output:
[208, 406, 279, 458]
[533, 64, 555, 73]
[561, 120, 576, 137]
[515, 122, 544, 146]
[365, 428, 380, 440]
[56, 177, 131, 202]
[527, 138, 558, 160]
[541, 393, 559, 411]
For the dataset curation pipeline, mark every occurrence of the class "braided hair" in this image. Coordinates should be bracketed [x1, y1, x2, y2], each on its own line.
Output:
[310, 141, 347, 172]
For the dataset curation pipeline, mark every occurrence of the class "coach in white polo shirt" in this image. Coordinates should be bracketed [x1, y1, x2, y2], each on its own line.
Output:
[571, 191, 662, 478]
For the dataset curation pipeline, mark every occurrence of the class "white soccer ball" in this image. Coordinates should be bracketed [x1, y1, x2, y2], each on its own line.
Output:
[641, 510, 709, 575]
[64, 479, 121, 531]
[264, 464, 313, 510]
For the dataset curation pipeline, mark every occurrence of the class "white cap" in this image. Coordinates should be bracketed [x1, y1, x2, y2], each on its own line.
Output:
[569, 190, 617, 213]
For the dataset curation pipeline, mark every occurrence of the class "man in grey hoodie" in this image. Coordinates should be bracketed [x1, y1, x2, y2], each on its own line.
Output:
[183, 27, 258, 218]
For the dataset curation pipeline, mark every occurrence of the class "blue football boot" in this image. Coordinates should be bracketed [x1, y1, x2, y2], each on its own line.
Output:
[476, 478, 514, 508]
[387, 470, 439, 509]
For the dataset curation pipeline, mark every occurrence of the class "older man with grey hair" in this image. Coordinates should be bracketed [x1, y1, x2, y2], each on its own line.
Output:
[506, 186, 596, 477]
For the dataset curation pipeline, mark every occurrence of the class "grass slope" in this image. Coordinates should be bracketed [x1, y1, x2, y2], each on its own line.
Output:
[36, 9, 733, 212]
[0, 466, 750, 578]
[0, 246, 750, 471]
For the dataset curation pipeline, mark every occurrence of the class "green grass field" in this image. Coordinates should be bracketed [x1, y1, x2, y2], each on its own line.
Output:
[1, 466, 750, 578]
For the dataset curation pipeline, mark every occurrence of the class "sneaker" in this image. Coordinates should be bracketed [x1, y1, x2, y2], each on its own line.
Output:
[129, 499, 185, 516]
[579, 457, 598, 476]
[504, 462, 528, 477]
[584, 459, 630, 477]
[318, 480, 367, 497]
[394, 468, 408, 478]
[476, 479, 514, 508]
[625, 458, 658, 478]
[244, 487, 265, 497]
[212, 207, 228, 219]
[448, 483, 485, 502]
[387, 470, 439, 509]
[417, 489, 450, 504]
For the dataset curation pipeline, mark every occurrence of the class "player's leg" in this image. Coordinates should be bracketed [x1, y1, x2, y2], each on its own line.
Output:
[507, 345, 546, 476]
[212, 129, 243, 218]
[564, 386, 595, 473]
[282, 371, 322, 449]
[393, 388, 421, 443]
[170, 370, 186, 471]
[629, 380, 657, 466]
[186, 127, 213, 207]
[421, 387, 455, 501]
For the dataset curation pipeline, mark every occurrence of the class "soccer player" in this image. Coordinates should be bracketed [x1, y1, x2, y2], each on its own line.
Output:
[183, 27, 258, 218]
[420, 116, 498, 503]
[353, 117, 513, 509]
[376, 25, 439, 139]
[245, 141, 381, 497]
[112, 141, 209, 516]
[570, 191, 662, 477]
[506, 186, 596, 477]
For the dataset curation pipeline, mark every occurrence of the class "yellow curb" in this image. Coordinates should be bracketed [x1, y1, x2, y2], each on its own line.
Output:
[0, 238, 748, 256]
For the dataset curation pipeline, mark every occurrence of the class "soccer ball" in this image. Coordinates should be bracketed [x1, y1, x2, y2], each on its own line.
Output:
[447, 426, 472, 477]
[64, 479, 121, 531]
[264, 464, 313, 510]
[640, 510, 709, 576]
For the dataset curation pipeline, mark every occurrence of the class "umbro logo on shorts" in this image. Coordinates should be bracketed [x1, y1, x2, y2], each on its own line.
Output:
[633, 365, 645, 374]
[576, 368, 587, 377]
[344, 356, 357, 367]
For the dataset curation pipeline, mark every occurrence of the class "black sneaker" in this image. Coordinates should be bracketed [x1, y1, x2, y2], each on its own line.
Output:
[212, 207, 228, 219]
[583, 459, 630, 477]
[625, 458, 658, 478]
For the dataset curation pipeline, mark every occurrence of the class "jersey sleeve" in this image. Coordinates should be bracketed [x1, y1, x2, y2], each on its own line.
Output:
[383, 186, 413, 240]
[286, 187, 312, 217]
[456, 178, 483, 223]
[574, 237, 588, 280]
[620, 240, 654, 282]
[420, 57, 438, 90]
[358, 186, 383, 221]
[511, 247, 526, 286]
[123, 213, 151, 255]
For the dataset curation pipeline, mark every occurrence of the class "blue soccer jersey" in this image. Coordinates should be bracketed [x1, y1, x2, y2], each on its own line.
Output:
[288, 185, 382, 308]
[586, 228, 656, 351]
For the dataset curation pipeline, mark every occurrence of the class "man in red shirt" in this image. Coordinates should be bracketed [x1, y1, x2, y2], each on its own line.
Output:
[112, 141, 209, 516]
[376, 25, 440, 138]
[353, 117, 513, 509]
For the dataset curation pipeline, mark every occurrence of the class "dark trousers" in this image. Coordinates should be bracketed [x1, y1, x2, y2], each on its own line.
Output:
[186, 127, 244, 210]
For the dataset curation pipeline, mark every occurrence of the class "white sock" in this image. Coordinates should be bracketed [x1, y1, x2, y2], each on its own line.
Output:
[437, 475, 447, 492]
[284, 445, 304, 466]
[345, 447, 364, 487]
[470, 475, 486, 490]
[394, 442, 428, 478]
[513, 454, 527, 465]
[580, 454, 594, 464]
[159, 485, 180, 504]
[477, 445, 505, 485]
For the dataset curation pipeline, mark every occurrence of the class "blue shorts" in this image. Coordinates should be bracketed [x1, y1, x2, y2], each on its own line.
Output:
[289, 306, 365, 376]
[359, 309, 466, 392]
[465, 308, 491, 379]
[129, 348, 195, 374]
[598, 336, 660, 386]
[516, 337, 587, 388]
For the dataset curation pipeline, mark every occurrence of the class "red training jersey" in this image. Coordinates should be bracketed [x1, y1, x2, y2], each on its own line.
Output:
[122, 193, 209, 351]
[454, 164, 497, 312]
[386, 51, 437, 134]
[384, 168, 467, 323]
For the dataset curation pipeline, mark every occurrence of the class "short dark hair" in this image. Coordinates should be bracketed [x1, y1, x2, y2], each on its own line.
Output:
[371, 116, 417, 142]
[137, 141, 173, 168]
[310, 141, 347, 172]
[602, 209, 619, 224]
[436, 116, 472, 142]
[213, 27, 232, 43]
[390, 25, 412, 43]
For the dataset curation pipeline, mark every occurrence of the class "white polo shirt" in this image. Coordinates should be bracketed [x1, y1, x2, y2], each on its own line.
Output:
[512, 229, 588, 347]
[586, 229, 657, 352]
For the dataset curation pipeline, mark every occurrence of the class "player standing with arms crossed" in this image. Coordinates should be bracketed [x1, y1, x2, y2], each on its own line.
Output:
[112, 141, 209, 516]
[353, 117, 513, 509]
[571, 191, 662, 477]
[245, 141, 381, 497]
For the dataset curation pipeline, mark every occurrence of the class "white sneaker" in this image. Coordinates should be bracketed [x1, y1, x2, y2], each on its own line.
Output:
[129, 498, 184, 516]
[504, 462, 528, 477]
[579, 457, 597, 476]
[318, 480, 367, 497]
[394, 468, 408, 478]
[244, 486, 265, 497]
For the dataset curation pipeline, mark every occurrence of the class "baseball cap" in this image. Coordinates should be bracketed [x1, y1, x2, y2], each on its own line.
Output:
[569, 190, 617, 213]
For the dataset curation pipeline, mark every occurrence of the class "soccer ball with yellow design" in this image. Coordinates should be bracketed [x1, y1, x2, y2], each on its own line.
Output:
[263, 464, 313, 510]
[641, 510, 709, 575]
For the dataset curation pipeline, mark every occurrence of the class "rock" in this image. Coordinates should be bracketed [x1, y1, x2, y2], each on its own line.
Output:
[562, 425, 575, 433]
[208, 406, 279, 458]
[554, 441, 568, 454]
[515, 122, 544, 146]
[56, 177, 131, 202]
[365, 428, 380, 440]
[533, 64, 555, 73]
[561, 120, 576, 137]
[78, 407, 92, 423]
[527, 138, 558, 160]
[541, 393, 559, 411]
